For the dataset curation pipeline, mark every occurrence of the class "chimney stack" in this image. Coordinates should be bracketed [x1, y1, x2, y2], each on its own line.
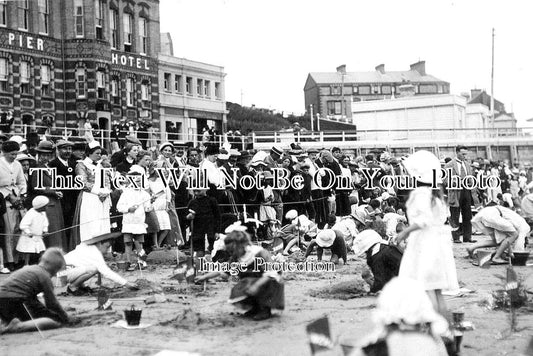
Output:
[409, 60, 426, 76]
[470, 89, 482, 99]
[375, 64, 385, 74]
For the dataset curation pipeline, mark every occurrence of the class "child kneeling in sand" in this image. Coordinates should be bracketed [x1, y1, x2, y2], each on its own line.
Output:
[0, 248, 69, 334]
[195, 229, 284, 321]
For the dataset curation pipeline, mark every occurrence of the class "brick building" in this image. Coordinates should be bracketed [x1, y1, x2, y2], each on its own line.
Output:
[303, 61, 450, 122]
[0, 0, 160, 142]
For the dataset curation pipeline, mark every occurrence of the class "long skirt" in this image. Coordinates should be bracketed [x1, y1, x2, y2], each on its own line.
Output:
[70, 192, 111, 249]
[2, 201, 21, 263]
[228, 276, 284, 311]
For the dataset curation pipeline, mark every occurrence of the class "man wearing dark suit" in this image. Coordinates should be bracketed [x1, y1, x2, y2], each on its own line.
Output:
[48, 140, 80, 251]
[444, 145, 475, 243]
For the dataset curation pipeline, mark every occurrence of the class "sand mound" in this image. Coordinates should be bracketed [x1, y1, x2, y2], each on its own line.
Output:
[147, 248, 188, 264]
[159, 308, 236, 330]
[307, 277, 370, 300]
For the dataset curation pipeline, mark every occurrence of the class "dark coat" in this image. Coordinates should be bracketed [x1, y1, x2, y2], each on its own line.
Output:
[444, 158, 473, 207]
[48, 157, 80, 230]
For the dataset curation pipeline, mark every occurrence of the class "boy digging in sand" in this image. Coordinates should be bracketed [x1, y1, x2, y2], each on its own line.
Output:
[0, 248, 69, 334]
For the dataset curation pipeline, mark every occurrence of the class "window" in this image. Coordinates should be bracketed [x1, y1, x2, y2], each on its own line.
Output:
[96, 70, 105, 99]
[20, 61, 31, 94]
[41, 65, 51, 96]
[123, 13, 132, 52]
[204, 80, 210, 97]
[109, 9, 118, 48]
[174, 75, 182, 92]
[381, 85, 391, 94]
[141, 81, 149, 101]
[197, 79, 203, 95]
[215, 82, 221, 99]
[76, 68, 86, 98]
[139, 17, 147, 54]
[141, 80, 149, 108]
[0, 58, 8, 92]
[186, 77, 192, 94]
[110, 77, 119, 104]
[371, 85, 380, 94]
[358, 85, 370, 95]
[327, 101, 342, 115]
[74, 0, 84, 37]
[163, 73, 170, 92]
[330, 86, 341, 95]
[352, 86, 358, 94]
[126, 77, 134, 106]
[38, 0, 49, 34]
[95, 0, 104, 39]
[419, 84, 437, 94]
[0, 0, 6, 27]
[18, 0, 29, 30]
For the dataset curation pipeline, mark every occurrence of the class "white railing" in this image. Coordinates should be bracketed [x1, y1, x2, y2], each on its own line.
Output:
[252, 127, 533, 146]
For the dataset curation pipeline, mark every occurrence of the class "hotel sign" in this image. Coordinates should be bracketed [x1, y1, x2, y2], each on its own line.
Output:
[111, 51, 154, 72]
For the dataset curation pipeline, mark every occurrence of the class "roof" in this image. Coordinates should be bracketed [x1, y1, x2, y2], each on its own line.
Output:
[308, 70, 447, 85]
[468, 91, 506, 112]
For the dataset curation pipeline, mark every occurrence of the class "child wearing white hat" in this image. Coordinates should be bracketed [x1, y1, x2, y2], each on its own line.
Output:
[16, 196, 50, 265]
[393, 150, 459, 319]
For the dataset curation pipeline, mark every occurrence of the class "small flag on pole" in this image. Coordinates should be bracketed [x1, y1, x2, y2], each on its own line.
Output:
[306, 316, 334, 354]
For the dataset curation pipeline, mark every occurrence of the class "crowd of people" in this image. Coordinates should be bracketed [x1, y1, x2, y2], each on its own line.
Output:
[0, 129, 531, 353]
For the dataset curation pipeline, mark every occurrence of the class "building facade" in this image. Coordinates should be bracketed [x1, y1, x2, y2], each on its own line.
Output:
[350, 94, 468, 139]
[158, 33, 226, 145]
[0, 0, 160, 142]
[304, 61, 450, 122]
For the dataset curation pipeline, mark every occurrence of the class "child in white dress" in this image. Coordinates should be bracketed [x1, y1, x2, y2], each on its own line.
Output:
[16, 196, 50, 265]
[117, 166, 154, 270]
[147, 169, 171, 248]
[394, 151, 459, 320]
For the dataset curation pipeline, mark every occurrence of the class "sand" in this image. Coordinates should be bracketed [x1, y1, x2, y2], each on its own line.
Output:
[0, 239, 532, 356]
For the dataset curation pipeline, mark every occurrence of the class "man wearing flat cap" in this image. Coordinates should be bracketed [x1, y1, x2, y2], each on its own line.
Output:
[264, 146, 283, 170]
[0, 140, 27, 270]
[48, 140, 79, 250]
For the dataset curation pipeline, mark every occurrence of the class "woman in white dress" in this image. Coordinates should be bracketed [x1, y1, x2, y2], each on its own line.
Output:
[394, 150, 459, 319]
[71, 142, 111, 246]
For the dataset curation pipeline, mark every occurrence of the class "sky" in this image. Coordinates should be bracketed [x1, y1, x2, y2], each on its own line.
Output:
[160, 0, 533, 125]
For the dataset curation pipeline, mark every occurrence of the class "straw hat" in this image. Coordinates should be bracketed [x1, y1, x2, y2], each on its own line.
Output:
[159, 142, 174, 152]
[316, 229, 336, 248]
[352, 229, 383, 256]
[402, 150, 442, 184]
[35, 141, 55, 153]
[16, 153, 36, 162]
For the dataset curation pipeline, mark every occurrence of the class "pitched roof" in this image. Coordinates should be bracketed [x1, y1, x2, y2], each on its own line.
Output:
[308, 70, 447, 85]
[468, 91, 505, 112]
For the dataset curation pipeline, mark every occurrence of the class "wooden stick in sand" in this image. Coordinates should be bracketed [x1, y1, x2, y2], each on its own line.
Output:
[22, 303, 45, 339]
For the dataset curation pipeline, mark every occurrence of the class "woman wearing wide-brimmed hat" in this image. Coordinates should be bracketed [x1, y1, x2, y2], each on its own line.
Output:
[27, 141, 67, 250]
[393, 150, 459, 320]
